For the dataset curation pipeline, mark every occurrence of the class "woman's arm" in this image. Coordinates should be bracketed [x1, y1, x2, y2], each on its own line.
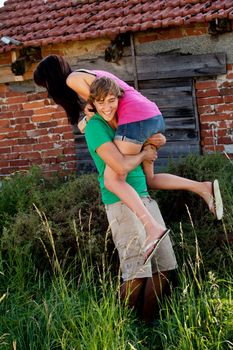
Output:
[96, 142, 157, 175]
[66, 72, 96, 100]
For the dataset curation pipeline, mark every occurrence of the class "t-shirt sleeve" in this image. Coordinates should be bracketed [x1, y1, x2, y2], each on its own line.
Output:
[85, 118, 112, 152]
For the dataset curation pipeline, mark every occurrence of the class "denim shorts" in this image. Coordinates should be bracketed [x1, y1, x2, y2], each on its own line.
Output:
[115, 115, 165, 145]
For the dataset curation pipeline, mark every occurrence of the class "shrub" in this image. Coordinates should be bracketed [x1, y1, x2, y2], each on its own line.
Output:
[0, 153, 232, 275]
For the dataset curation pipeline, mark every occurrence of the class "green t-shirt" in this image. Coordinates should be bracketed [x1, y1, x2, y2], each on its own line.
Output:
[85, 113, 148, 204]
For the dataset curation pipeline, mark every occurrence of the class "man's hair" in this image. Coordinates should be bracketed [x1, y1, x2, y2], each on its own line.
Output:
[88, 77, 124, 105]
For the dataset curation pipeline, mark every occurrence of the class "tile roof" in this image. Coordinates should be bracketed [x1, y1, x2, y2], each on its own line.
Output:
[0, 0, 233, 53]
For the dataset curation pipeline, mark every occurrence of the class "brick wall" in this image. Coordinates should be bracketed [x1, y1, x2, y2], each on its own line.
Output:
[0, 83, 76, 176]
[0, 39, 110, 177]
[196, 64, 233, 156]
[0, 25, 233, 177]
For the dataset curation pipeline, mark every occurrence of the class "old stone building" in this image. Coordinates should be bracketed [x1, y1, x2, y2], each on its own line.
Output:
[0, 0, 232, 176]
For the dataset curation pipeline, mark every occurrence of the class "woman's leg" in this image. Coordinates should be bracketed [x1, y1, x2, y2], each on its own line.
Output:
[104, 164, 166, 240]
[104, 140, 167, 258]
[142, 157, 216, 215]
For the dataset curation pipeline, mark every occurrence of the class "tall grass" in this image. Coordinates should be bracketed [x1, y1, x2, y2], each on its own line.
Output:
[156, 223, 233, 350]
[1, 209, 232, 349]
[0, 209, 141, 350]
[0, 154, 233, 349]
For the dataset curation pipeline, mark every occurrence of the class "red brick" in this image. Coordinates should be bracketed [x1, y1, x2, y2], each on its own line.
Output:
[11, 118, 30, 125]
[14, 110, 33, 117]
[0, 139, 17, 147]
[41, 149, 63, 157]
[7, 131, 27, 139]
[195, 81, 217, 90]
[219, 88, 233, 96]
[196, 89, 219, 98]
[5, 91, 25, 98]
[18, 138, 37, 145]
[217, 136, 233, 144]
[33, 107, 57, 115]
[6, 96, 28, 104]
[197, 96, 224, 106]
[0, 147, 11, 154]
[224, 95, 233, 103]
[12, 145, 33, 153]
[10, 160, 30, 166]
[200, 113, 233, 122]
[197, 105, 214, 114]
[0, 112, 14, 118]
[27, 92, 48, 101]
[226, 72, 233, 80]
[1, 153, 17, 160]
[214, 104, 233, 113]
[1, 104, 22, 112]
[23, 101, 45, 109]
[0, 161, 9, 167]
[0, 127, 12, 134]
[37, 121, 58, 128]
[33, 142, 54, 151]
[16, 124, 35, 131]
[62, 132, 75, 140]
[20, 152, 41, 160]
[52, 111, 67, 119]
[0, 120, 10, 127]
[32, 115, 52, 123]
[203, 145, 225, 152]
[202, 137, 216, 145]
[53, 126, 73, 134]
[36, 135, 60, 144]
[0, 167, 18, 175]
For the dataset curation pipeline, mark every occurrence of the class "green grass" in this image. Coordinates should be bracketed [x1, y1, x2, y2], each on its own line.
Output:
[0, 154, 233, 349]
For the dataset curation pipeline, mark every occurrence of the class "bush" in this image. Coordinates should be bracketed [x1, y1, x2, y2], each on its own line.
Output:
[0, 153, 232, 275]
[0, 168, 114, 274]
[152, 153, 233, 273]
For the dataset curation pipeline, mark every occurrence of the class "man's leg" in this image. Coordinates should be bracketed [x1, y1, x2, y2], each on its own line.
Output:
[141, 197, 178, 323]
[142, 271, 170, 323]
[120, 278, 146, 311]
[105, 202, 155, 316]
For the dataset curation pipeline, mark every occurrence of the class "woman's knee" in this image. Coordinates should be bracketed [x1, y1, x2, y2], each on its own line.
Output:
[104, 172, 126, 191]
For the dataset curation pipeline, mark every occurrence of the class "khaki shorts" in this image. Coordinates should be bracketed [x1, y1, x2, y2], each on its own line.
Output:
[105, 196, 177, 281]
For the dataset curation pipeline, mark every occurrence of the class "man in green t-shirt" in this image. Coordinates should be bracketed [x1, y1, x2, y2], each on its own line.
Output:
[85, 113, 177, 322]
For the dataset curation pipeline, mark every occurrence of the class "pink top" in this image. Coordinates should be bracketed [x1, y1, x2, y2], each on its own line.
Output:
[92, 70, 161, 126]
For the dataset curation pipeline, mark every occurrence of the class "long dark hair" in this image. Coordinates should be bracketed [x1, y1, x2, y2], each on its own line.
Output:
[33, 55, 84, 125]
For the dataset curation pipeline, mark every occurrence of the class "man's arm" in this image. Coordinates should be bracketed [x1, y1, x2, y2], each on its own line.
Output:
[96, 142, 157, 175]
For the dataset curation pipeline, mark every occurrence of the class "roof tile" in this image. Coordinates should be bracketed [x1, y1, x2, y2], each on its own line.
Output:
[0, 0, 232, 53]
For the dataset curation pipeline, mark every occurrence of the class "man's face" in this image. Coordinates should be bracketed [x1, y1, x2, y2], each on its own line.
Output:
[93, 93, 119, 122]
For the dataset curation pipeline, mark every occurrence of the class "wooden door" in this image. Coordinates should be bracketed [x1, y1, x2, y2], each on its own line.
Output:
[74, 53, 226, 173]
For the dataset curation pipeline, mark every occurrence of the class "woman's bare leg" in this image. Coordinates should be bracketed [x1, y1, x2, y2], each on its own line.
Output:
[143, 158, 215, 215]
[104, 164, 166, 241]
[104, 139, 167, 257]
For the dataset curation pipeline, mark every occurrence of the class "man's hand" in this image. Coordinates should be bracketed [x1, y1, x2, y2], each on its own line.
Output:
[142, 144, 158, 162]
[146, 133, 166, 149]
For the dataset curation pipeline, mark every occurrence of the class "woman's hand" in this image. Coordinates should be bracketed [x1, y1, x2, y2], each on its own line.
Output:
[84, 103, 95, 121]
[142, 144, 158, 162]
[78, 104, 96, 133]
[146, 133, 166, 149]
